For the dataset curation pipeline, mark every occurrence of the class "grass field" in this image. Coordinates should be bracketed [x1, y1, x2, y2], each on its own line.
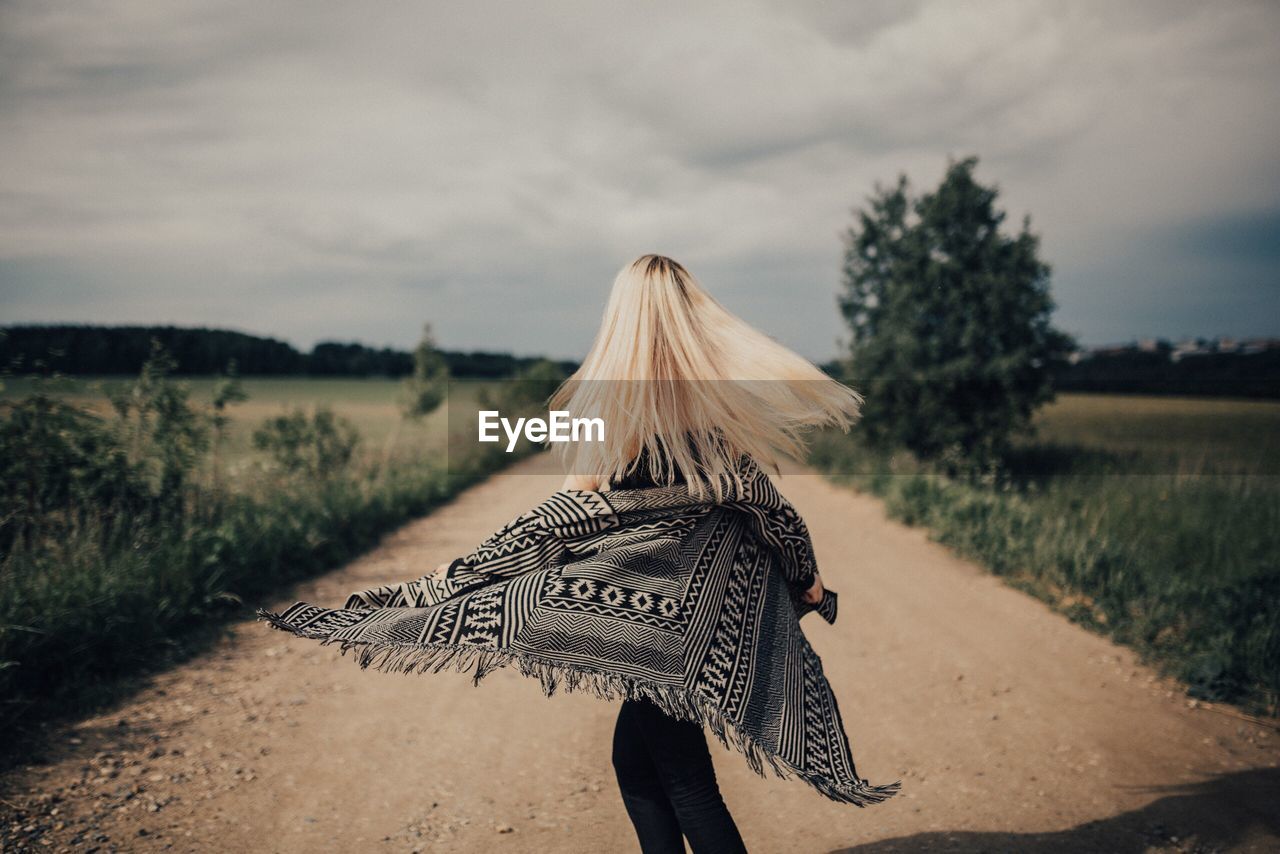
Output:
[810, 392, 1280, 713]
[1017, 393, 1280, 475]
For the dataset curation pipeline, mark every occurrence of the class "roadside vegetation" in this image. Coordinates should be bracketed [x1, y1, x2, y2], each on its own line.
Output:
[810, 394, 1279, 713]
[824, 157, 1278, 714]
[0, 337, 550, 752]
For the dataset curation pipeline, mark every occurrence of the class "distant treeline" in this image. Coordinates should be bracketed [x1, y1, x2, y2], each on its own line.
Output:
[0, 325, 578, 379]
[1053, 344, 1280, 399]
[6, 324, 1276, 396]
[819, 344, 1279, 400]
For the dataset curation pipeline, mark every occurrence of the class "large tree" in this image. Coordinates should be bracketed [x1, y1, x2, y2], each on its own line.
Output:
[839, 157, 1074, 473]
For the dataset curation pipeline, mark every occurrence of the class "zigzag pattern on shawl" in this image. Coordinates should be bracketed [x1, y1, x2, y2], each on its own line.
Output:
[344, 491, 617, 610]
[257, 457, 899, 807]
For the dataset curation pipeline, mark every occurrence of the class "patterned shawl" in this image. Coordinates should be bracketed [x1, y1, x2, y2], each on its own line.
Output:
[256, 460, 900, 806]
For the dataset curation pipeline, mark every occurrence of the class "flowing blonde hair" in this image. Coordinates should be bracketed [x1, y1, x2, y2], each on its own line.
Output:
[551, 254, 862, 498]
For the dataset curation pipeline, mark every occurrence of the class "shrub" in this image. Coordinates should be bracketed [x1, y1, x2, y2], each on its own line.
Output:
[252, 408, 361, 477]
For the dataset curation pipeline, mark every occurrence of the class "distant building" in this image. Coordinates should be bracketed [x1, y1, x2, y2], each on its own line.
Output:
[1171, 339, 1210, 362]
[1076, 336, 1280, 363]
[1241, 338, 1280, 355]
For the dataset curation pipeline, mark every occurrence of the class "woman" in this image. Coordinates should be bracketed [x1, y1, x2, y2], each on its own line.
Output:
[259, 254, 898, 854]
[549, 254, 860, 852]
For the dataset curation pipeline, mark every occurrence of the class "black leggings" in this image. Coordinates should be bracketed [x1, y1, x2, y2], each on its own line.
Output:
[611, 698, 748, 854]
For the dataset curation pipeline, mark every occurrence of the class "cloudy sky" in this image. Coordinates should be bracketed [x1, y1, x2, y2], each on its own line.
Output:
[2, 0, 1277, 360]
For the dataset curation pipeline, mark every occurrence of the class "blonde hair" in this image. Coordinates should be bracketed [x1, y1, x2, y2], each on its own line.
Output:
[551, 254, 863, 498]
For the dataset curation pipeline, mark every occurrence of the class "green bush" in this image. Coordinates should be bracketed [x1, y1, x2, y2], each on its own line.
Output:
[106, 342, 210, 501]
[0, 388, 150, 553]
[252, 407, 360, 477]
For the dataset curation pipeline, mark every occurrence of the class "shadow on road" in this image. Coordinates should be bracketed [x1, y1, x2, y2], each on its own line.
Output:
[831, 767, 1280, 853]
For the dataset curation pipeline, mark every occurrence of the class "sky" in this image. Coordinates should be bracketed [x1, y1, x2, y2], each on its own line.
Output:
[1, 0, 1278, 361]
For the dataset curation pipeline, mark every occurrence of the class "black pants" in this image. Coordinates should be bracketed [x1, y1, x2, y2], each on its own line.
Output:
[612, 698, 748, 854]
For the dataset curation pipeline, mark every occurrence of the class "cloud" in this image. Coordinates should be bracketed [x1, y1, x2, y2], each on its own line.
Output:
[1, 0, 1277, 358]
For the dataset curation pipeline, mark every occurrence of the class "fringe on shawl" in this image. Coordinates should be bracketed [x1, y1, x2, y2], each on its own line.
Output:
[255, 607, 901, 807]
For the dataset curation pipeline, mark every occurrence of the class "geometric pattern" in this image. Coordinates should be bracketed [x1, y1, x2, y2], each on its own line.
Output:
[257, 457, 900, 806]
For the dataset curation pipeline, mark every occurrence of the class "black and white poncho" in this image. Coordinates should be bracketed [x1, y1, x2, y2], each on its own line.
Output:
[257, 459, 900, 806]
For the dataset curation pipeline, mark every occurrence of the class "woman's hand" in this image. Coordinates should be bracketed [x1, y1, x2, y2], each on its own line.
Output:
[803, 572, 824, 604]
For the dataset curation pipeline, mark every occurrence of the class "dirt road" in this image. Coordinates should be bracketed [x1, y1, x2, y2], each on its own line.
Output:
[4, 454, 1278, 852]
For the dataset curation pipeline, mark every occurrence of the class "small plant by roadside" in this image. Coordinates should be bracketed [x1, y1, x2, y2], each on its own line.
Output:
[106, 342, 212, 503]
[400, 324, 450, 420]
[253, 408, 360, 478]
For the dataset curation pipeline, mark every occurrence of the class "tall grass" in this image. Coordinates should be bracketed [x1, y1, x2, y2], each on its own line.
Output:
[809, 394, 1280, 714]
[0, 368, 529, 749]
